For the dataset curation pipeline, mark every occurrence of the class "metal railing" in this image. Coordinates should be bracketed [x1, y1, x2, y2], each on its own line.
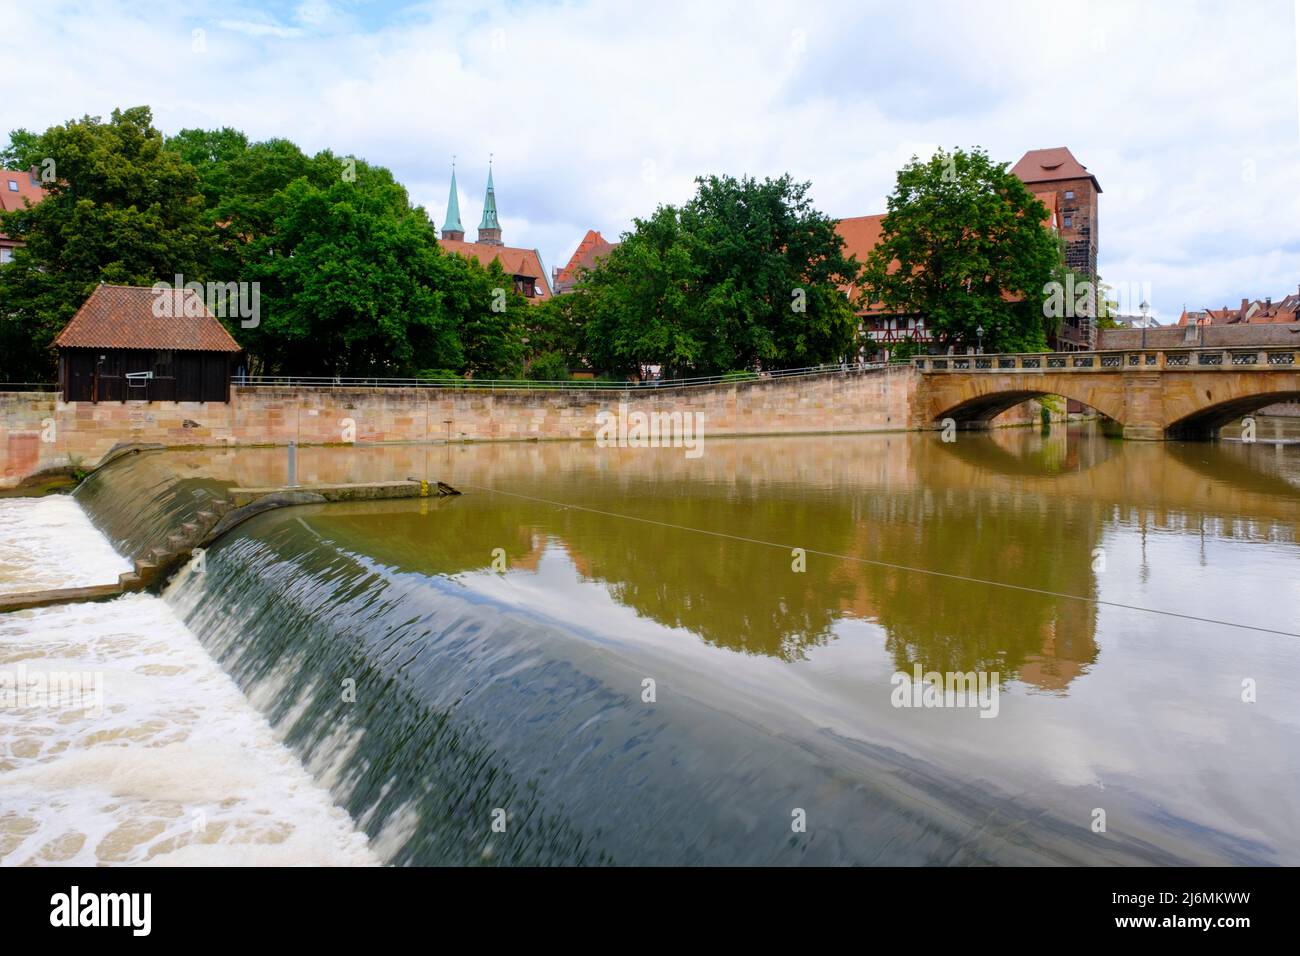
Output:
[233, 361, 898, 391]
[914, 347, 1298, 372]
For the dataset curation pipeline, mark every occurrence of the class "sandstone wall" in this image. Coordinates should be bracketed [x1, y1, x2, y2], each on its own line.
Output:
[0, 366, 1074, 487]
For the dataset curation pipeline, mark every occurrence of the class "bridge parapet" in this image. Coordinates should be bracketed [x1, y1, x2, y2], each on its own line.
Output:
[914, 347, 1298, 373]
[913, 347, 1300, 441]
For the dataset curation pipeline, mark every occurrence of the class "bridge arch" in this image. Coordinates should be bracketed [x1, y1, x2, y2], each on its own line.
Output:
[1165, 389, 1300, 440]
[926, 375, 1128, 430]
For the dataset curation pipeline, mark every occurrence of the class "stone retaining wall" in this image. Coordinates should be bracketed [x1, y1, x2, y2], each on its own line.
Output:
[0, 367, 1062, 487]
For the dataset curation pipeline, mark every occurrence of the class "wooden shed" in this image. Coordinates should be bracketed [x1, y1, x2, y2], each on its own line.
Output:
[53, 284, 242, 403]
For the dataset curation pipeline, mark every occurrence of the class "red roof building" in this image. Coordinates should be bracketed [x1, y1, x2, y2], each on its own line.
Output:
[438, 165, 551, 301]
[554, 229, 619, 294]
[439, 239, 552, 301]
[0, 167, 47, 263]
[54, 284, 240, 403]
[1178, 290, 1300, 327]
[834, 168, 1072, 356]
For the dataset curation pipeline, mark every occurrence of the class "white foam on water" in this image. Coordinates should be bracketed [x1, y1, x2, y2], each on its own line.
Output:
[0, 496, 132, 594]
[0, 498, 378, 867]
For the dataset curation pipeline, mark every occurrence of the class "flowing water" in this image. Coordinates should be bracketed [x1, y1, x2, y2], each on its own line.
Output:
[2, 419, 1299, 865]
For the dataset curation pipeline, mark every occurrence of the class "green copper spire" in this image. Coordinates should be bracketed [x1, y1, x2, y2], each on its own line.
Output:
[477, 163, 501, 244]
[479, 165, 500, 229]
[442, 165, 464, 240]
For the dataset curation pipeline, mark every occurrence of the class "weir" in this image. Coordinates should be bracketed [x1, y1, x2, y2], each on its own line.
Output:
[0, 447, 459, 612]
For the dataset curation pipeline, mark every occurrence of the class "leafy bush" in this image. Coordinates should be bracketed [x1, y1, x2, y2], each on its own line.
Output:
[526, 351, 570, 382]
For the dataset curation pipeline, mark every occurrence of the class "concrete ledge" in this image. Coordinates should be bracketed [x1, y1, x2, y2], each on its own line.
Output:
[0, 582, 128, 613]
[228, 479, 449, 508]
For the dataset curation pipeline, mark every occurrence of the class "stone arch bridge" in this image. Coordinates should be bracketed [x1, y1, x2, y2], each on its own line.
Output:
[912, 346, 1300, 439]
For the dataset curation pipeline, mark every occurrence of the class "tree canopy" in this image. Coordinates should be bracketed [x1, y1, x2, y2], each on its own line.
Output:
[0, 107, 211, 379]
[0, 107, 532, 380]
[572, 174, 861, 377]
[859, 147, 1062, 353]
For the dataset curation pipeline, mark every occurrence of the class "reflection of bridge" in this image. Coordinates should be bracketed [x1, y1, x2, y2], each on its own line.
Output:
[914, 346, 1300, 440]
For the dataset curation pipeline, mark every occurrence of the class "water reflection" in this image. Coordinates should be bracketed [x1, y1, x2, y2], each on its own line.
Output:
[99, 423, 1300, 691]
[96, 420, 1300, 864]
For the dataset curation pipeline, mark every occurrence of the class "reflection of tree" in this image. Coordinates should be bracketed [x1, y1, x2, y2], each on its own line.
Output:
[543, 494, 862, 660]
[302, 476, 1105, 685]
[841, 489, 1102, 682]
[311, 489, 864, 661]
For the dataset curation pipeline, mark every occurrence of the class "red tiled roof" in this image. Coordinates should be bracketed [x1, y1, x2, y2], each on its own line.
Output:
[1010, 147, 1102, 193]
[439, 239, 552, 300]
[54, 284, 242, 352]
[557, 229, 618, 288]
[1178, 293, 1300, 327]
[834, 214, 886, 266]
[0, 167, 47, 244]
[0, 168, 46, 214]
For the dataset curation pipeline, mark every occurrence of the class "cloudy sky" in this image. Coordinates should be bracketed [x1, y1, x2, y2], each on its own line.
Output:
[4, 0, 1298, 320]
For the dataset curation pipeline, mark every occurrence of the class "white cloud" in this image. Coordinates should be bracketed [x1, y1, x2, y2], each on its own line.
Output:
[2, 0, 1297, 318]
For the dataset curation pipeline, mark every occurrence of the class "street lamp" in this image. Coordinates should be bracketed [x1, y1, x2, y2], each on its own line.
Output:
[1139, 300, 1149, 350]
[975, 324, 984, 355]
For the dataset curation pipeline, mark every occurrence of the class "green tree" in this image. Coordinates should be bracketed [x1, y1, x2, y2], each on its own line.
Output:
[0, 128, 44, 170]
[459, 259, 527, 378]
[167, 124, 521, 378]
[860, 148, 1062, 353]
[525, 290, 594, 372]
[0, 107, 211, 379]
[577, 174, 860, 377]
[241, 171, 466, 376]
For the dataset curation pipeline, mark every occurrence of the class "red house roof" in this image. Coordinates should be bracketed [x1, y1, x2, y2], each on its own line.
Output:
[0, 168, 46, 214]
[0, 167, 47, 246]
[1010, 147, 1102, 193]
[439, 239, 552, 300]
[54, 284, 242, 352]
[556, 229, 619, 289]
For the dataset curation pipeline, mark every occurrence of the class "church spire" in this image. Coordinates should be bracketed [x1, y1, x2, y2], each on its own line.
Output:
[477, 158, 502, 245]
[442, 160, 464, 241]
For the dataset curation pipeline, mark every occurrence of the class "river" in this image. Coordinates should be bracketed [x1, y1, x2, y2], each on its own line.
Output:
[1, 419, 1298, 865]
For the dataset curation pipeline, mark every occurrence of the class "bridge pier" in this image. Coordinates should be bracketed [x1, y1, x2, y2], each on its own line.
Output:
[1120, 423, 1165, 441]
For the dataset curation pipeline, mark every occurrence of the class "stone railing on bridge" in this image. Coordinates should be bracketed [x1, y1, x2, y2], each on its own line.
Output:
[913, 346, 1298, 373]
[911, 346, 1300, 440]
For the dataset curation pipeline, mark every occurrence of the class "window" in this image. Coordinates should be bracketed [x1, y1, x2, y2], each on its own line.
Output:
[1064, 190, 1074, 200]
[6, 180, 17, 192]
[0, 248, 11, 264]
[1063, 215, 1073, 227]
